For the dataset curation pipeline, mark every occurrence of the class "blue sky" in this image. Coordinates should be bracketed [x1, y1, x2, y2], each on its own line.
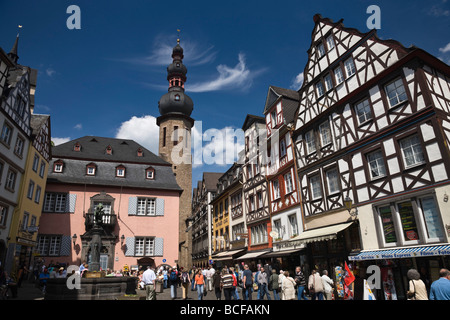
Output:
[1, 0, 449, 186]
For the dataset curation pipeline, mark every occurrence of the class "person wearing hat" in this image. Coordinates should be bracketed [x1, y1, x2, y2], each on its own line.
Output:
[55, 267, 66, 278]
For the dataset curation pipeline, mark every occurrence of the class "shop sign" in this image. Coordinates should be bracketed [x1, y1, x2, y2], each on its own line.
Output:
[349, 245, 450, 261]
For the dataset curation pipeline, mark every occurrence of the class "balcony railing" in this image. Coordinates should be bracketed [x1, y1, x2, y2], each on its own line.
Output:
[85, 212, 117, 229]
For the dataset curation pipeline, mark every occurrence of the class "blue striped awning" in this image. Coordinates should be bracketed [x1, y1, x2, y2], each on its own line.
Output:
[349, 244, 450, 261]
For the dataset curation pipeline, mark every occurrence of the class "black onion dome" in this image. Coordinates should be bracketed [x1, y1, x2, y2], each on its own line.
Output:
[172, 43, 183, 58]
[158, 91, 193, 117]
[167, 61, 187, 76]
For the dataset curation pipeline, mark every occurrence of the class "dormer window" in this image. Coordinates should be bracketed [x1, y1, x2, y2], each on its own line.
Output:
[74, 142, 81, 152]
[53, 160, 64, 173]
[106, 145, 113, 155]
[146, 167, 155, 180]
[137, 148, 143, 157]
[116, 165, 126, 178]
[86, 163, 97, 176]
[174, 94, 180, 101]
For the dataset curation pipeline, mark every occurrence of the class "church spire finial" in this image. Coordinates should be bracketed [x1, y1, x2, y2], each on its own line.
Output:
[177, 29, 181, 44]
[8, 25, 22, 64]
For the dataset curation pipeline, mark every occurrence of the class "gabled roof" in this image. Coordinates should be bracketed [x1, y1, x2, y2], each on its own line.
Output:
[300, 14, 411, 89]
[263, 86, 299, 114]
[30, 114, 49, 137]
[202, 172, 222, 191]
[263, 86, 299, 125]
[52, 136, 169, 165]
[241, 114, 265, 131]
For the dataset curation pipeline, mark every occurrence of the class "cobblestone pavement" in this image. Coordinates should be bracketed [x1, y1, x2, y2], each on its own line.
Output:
[7, 280, 260, 301]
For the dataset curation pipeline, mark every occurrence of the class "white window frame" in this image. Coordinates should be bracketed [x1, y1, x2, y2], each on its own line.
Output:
[54, 163, 63, 173]
[284, 172, 294, 194]
[288, 214, 299, 237]
[305, 130, 316, 154]
[319, 121, 332, 147]
[385, 77, 407, 107]
[367, 150, 387, 179]
[43, 193, 67, 213]
[399, 135, 425, 168]
[116, 168, 125, 177]
[135, 237, 155, 256]
[334, 66, 344, 85]
[317, 42, 325, 58]
[344, 57, 356, 78]
[324, 74, 333, 91]
[27, 180, 35, 199]
[326, 168, 340, 195]
[310, 175, 322, 200]
[355, 99, 372, 125]
[316, 81, 325, 98]
[326, 35, 335, 50]
[272, 180, 280, 200]
[137, 197, 156, 216]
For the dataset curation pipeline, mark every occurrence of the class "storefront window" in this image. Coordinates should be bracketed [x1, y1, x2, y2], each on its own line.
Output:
[419, 196, 445, 240]
[379, 206, 397, 243]
[397, 201, 419, 241]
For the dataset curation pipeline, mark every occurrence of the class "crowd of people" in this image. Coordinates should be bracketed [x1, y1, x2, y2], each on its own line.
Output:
[2, 258, 450, 300]
[137, 263, 450, 301]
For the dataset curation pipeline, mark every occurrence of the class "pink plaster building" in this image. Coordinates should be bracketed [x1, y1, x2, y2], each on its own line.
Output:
[37, 136, 181, 272]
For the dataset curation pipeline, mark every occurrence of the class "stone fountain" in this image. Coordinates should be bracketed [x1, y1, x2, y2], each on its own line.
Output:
[44, 204, 138, 300]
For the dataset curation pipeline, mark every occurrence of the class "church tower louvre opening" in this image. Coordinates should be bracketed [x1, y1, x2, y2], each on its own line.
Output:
[157, 36, 194, 268]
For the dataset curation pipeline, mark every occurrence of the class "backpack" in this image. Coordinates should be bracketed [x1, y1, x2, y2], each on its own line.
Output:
[170, 271, 177, 282]
[182, 272, 189, 283]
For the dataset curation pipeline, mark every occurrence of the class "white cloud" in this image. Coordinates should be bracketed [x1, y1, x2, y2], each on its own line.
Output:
[52, 137, 71, 145]
[429, 1, 450, 17]
[198, 126, 245, 166]
[290, 72, 304, 90]
[74, 123, 82, 130]
[439, 42, 450, 53]
[115, 115, 160, 154]
[188, 53, 261, 93]
[114, 116, 245, 167]
[121, 35, 217, 67]
[46, 68, 56, 77]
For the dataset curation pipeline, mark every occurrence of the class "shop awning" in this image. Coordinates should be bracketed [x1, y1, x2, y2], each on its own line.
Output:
[236, 249, 271, 260]
[260, 248, 304, 258]
[212, 249, 246, 261]
[290, 222, 353, 244]
[349, 244, 450, 261]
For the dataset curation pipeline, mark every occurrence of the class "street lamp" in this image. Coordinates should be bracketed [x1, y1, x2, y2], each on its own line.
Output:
[72, 233, 77, 246]
[344, 196, 358, 217]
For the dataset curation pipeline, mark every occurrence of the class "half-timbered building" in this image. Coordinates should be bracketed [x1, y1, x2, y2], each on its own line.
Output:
[260, 87, 306, 267]
[191, 172, 221, 268]
[0, 37, 39, 272]
[293, 14, 450, 297]
[210, 163, 246, 266]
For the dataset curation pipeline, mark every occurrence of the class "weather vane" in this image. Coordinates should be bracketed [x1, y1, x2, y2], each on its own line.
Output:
[17, 24, 22, 36]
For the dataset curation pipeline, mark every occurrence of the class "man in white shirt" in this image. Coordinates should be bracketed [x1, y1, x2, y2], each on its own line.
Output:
[142, 266, 157, 300]
[207, 266, 215, 292]
[321, 270, 334, 300]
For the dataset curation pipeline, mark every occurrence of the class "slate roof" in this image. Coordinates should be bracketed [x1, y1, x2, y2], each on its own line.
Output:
[48, 136, 181, 192]
[30, 114, 49, 137]
[241, 114, 265, 131]
[202, 172, 222, 191]
[263, 86, 300, 125]
[52, 136, 169, 165]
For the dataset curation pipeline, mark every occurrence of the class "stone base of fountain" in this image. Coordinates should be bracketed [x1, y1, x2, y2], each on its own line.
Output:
[44, 276, 138, 300]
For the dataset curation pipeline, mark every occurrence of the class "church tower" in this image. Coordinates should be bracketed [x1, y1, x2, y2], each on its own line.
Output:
[157, 38, 194, 268]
